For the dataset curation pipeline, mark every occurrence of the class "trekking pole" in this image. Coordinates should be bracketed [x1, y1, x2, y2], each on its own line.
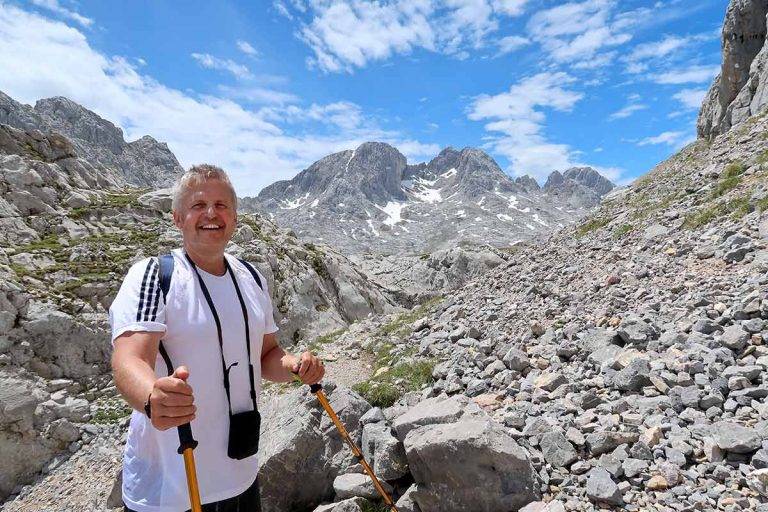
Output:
[293, 374, 399, 512]
[176, 423, 203, 512]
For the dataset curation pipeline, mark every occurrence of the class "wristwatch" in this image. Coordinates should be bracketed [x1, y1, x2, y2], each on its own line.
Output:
[143, 394, 152, 419]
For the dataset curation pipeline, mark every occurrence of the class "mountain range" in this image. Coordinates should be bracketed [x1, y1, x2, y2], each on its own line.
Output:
[243, 143, 614, 254]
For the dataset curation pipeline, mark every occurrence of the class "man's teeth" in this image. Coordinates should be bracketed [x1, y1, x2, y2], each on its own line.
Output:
[201, 225, 221, 229]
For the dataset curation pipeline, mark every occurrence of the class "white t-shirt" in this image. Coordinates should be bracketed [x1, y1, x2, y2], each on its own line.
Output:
[109, 249, 278, 512]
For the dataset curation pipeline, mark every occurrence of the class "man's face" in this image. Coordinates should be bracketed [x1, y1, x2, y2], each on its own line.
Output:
[172, 180, 237, 252]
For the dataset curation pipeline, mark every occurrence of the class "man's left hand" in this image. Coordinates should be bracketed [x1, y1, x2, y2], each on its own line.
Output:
[290, 351, 324, 384]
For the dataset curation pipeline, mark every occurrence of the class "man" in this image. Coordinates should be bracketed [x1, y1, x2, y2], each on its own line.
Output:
[110, 164, 324, 512]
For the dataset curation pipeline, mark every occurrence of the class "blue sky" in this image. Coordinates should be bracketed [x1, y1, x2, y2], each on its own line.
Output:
[0, 0, 725, 196]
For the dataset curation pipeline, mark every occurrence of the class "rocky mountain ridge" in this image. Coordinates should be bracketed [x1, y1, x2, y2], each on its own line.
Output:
[244, 143, 614, 255]
[0, 91, 182, 188]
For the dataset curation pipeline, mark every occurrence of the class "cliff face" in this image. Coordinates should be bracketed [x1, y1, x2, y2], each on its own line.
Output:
[698, 0, 768, 139]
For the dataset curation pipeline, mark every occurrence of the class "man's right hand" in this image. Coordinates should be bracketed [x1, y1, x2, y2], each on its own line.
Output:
[149, 366, 196, 431]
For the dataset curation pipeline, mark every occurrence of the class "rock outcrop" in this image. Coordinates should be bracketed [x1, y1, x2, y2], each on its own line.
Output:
[698, 0, 768, 139]
[0, 91, 182, 188]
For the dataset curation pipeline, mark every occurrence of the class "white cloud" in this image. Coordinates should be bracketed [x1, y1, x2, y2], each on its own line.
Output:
[525, 0, 632, 67]
[0, 4, 435, 196]
[191, 52, 253, 79]
[30, 0, 92, 27]
[236, 40, 258, 57]
[673, 88, 707, 110]
[261, 101, 365, 131]
[636, 130, 692, 148]
[608, 98, 647, 121]
[218, 85, 299, 105]
[492, 0, 528, 16]
[467, 72, 585, 181]
[652, 64, 719, 84]
[496, 35, 529, 56]
[290, 0, 530, 72]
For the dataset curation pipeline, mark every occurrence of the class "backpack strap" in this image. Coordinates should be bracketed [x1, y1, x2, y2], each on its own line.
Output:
[158, 253, 175, 302]
[156, 254, 175, 376]
[238, 258, 263, 290]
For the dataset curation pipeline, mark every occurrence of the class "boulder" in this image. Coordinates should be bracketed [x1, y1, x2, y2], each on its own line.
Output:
[404, 419, 540, 512]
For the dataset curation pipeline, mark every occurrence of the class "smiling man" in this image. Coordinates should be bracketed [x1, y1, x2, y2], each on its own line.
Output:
[109, 164, 324, 512]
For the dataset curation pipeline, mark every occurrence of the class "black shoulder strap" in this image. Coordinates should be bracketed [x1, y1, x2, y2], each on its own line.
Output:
[159, 253, 175, 302]
[157, 254, 174, 376]
[238, 258, 263, 290]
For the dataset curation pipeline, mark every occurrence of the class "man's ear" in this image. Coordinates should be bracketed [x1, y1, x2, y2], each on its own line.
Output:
[172, 209, 182, 229]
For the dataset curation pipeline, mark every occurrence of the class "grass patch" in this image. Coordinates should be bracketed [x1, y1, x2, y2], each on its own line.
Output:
[576, 217, 610, 237]
[722, 161, 745, 179]
[360, 501, 391, 512]
[683, 197, 754, 229]
[378, 296, 443, 339]
[757, 197, 768, 212]
[613, 224, 633, 238]
[352, 359, 436, 408]
[306, 328, 346, 354]
[756, 151, 768, 166]
[711, 176, 741, 198]
[91, 396, 132, 425]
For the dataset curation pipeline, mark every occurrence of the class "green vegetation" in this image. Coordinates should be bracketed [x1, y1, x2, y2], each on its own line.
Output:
[353, 359, 435, 408]
[575, 217, 610, 237]
[379, 296, 443, 339]
[69, 189, 147, 219]
[613, 224, 634, 239]
[306, 328, 346, 354]
[683, 197, 753, 229]
[360, 501, 391, 512]
[757, 196, 768, 212]
[711, 176, 741, 198]
[351, 297, 443, 407]
[91, 396, 132, 424]
[722, 161, 745, 179]
[756, 150, 768, 166]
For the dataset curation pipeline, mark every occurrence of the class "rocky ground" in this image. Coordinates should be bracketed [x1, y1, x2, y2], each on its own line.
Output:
[5, 112, 768, 510]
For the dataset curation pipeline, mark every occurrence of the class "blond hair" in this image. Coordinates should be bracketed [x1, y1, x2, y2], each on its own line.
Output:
[171, 164, 238, 211]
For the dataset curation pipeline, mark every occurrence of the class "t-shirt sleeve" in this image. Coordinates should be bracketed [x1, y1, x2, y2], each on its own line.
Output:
[252, 265, 279, 335]
[109, 257, 167, 343]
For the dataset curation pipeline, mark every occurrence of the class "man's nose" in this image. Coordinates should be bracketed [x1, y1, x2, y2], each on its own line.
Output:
[204, 205, 216, 217]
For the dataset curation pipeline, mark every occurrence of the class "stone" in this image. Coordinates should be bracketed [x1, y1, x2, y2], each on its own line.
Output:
[586, 431, 639, 456]
[333, 473, 392, 500]
[711, 422, 762, 453]
[539, 431, 578, 468]
[519, 501, 566, 512]
[586, 467, 623, 506]
[534, 372, 567, 392]
[502, 348, 530, 372]
[404, 419, 540, 512]
[362, 422, 408, 480]
[313, 497, 368, 512]
[392, 395, 481, 441]
[394, 485, 420, 512]
[612, 358, 651, 391]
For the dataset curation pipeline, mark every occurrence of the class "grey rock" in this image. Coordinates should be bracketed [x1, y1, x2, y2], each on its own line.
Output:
[711, 422, 762, 453]
[540, 431, 578, 468]
[333, 473, 392, 500]
[586, 467, 623, 506]
[404, 419, 540, 512]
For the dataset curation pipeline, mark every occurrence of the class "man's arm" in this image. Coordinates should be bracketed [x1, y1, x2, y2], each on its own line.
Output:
[260, 332, 324, 384]
[112, 331, 196, 431]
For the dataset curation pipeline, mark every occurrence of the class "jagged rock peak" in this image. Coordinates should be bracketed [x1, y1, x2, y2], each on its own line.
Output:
[35, 96, 125, 154]
[0, 89, 182, 188]
[698, 0, 768, 139]
[562, 166, 615, 196]
[514, 175, 540, 193]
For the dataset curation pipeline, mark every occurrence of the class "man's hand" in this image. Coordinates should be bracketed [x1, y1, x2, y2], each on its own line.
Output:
[285, 351, 324, 385]
[149, 366, 196, 431]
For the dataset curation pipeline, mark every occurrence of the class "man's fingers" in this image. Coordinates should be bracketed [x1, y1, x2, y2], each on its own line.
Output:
[172, 365, 190, 381]
[160, 392, 195, 407]
[298, 354, 311, 376]
[153, 414, 196, 431]
[157, 376, 193, 395]
[155, 404, 197, 418]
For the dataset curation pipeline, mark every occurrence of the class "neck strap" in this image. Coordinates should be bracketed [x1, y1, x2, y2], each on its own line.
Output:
[184, 253, 258, 414]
